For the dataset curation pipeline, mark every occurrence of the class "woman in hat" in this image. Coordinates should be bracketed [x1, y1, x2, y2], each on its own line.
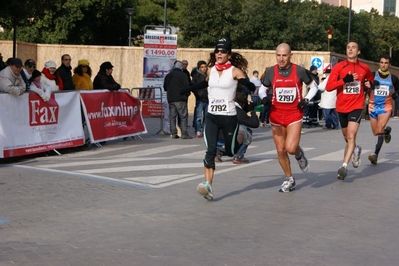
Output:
[186, 38, 256, 200]
[29, 69, 52, 102]
[93, 61, 121, 91]
[41, 60, 63, 92]
[72, 59, 93, 90]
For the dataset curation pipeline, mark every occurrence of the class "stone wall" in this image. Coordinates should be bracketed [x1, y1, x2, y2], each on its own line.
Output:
[2, 40, 398, 114]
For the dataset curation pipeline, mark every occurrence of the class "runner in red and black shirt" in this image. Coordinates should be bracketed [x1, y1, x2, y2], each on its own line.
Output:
[326, 41, 373, 180]
[259, 43, 318, 193]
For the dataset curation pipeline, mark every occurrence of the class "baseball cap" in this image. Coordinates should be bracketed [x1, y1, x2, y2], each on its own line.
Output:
[10, 58, 23, 67]
[215, 38, 232, 52]
[309, 65, 318, 72]
[25, 59, 36, 66]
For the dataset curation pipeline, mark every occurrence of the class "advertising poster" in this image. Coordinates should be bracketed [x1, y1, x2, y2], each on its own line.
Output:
[0, 92, 84, 158]
[143, 33, 177, 133]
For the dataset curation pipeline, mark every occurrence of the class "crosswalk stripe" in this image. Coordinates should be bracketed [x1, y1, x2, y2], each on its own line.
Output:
[64, 144, 143, 158]
[251, 147, 314, 157]
[124, 174, 197, 185]
[77, 162, 232, 174]
[311, 149, 371, 161]
[36, 157, 169, 168]
[109, 144, 200, 158]
[140, 158, 274, 188]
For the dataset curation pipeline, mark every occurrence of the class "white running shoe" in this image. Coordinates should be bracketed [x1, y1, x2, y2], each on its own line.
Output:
[197, 181, 214, 200]
[296, 148, 309, 172]
[352, 145, 362, 168]
[279, 177, 296, 193]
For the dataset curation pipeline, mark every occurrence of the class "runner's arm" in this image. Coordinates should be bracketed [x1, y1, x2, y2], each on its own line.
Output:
[325, 65, 345, 92]
[258, 84, 268, 99]
[304, 80, 319, 101]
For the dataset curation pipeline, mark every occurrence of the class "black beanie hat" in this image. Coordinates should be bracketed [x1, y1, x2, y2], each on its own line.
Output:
[29, 69, 42, 82]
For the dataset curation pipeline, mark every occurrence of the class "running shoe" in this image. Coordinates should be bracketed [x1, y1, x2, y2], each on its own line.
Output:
[384, 126, 392, 143]
[279, 177, 296, 193]
[197, 181, 214, 200]
[214, 152, 223, 163]
[352, 145, 362, 168]
[368, 153, 378, 165]
[337, 166, 348, 180]
[232, 155, 249, 164]
[296, 147, 309, 172]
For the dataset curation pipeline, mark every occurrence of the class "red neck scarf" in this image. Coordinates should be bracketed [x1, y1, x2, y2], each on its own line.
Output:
[42, 67, 56, 80]
[42, 67, 64, 91]
[215, 61, 232, 71]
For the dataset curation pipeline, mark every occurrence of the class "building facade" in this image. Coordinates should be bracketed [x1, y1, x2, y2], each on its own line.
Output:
[285, 0, 398, 16]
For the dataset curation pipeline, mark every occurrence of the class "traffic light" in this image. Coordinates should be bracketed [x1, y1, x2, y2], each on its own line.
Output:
[327, 29, 333, 39]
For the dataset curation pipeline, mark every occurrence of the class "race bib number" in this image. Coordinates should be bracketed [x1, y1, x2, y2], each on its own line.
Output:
[343, 81, 360, 94]
[374, 85, 389, 96]
[276, 87, 296, 103]
[209, 97, 228, 113]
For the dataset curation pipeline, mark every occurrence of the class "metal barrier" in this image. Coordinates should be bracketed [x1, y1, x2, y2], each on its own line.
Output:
[131, 87, 167, 135]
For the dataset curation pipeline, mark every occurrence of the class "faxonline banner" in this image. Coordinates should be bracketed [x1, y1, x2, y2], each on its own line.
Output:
[80, 90, 147, 143]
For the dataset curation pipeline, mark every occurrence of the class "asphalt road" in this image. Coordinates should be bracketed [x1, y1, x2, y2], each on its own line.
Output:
[1, 117, 399, 266]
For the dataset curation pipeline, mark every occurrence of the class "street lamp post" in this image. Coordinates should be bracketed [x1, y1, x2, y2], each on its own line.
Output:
[163, 0, 167, 34]
[347, 0, 352, 43]
[125, 8, 135, 46]
[327, 29, 332, 52]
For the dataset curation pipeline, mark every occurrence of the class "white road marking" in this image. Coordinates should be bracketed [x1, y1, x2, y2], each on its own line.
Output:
[311, 149, 371, 161]
[110, 144, 200, 158]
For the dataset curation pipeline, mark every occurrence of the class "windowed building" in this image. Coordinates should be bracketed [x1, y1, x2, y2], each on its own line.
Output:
[283, 0, 398, 16]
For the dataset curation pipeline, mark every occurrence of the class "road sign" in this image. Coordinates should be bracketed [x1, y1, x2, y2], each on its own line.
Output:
[311, 57, 323, 69]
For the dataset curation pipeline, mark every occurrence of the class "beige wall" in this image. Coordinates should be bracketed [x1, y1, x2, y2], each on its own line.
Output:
[2, 40, 398, 114]
[1, 40, 334, 88]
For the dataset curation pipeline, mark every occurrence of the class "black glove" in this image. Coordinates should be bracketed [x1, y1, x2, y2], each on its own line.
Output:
[260, 97, 270, 105]
[343, 73, 354, 83]
[297, 98, 309, 109]
[392, 92, 398, 100]
[180, 87, 191, 95]
[363, 79, 372, 91]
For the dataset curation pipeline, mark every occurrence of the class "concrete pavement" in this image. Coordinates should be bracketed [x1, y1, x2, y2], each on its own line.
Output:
[1, 117, 399, 265]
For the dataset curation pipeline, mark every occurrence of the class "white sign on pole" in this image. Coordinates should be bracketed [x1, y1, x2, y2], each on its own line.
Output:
[143, 33, 177, 134]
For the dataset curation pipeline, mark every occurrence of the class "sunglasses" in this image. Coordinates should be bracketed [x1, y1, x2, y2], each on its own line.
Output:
[81, 65, 89, 68]
[27, 65, 36, 69]
[214, 49, 228, 54]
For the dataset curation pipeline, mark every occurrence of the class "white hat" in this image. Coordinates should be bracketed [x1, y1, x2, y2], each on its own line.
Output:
[173, 61, 183, 70]
[45, 60, 57, 69]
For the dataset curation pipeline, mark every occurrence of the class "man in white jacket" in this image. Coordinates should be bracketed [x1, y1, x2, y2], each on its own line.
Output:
[0, 58, 26, 96]
[318, 70, 339, 129]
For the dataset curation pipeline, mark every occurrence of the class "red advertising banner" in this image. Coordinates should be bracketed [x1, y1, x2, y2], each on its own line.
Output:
[141, 100, 164, 117]
[79, 90, 147, 143]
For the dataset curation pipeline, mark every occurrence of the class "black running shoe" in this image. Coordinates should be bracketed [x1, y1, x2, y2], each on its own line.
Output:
[384, 126, 391, 143]
[337, 166, 348, 180]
